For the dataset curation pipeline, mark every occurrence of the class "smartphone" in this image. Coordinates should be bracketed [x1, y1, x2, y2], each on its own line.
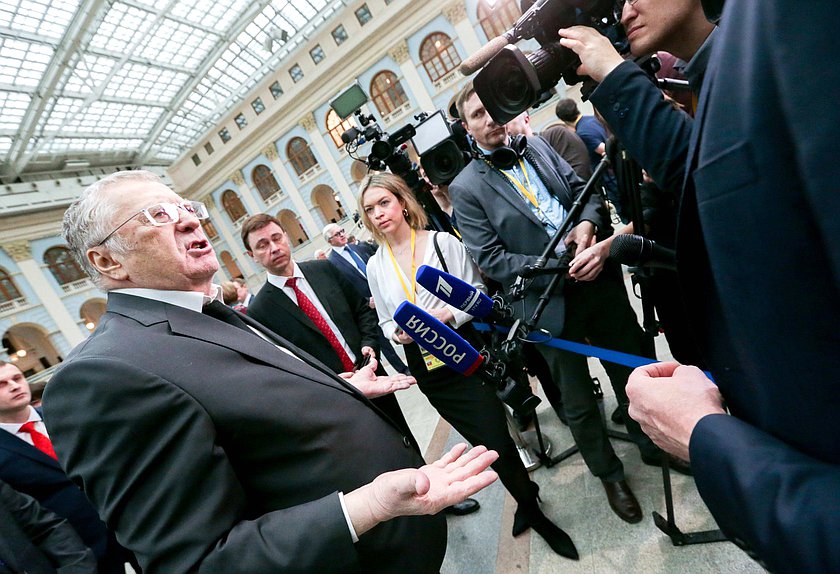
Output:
[355, 353, 372, 370]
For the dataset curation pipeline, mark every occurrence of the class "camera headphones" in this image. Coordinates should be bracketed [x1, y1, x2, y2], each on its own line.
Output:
[479, 134, 528, 170]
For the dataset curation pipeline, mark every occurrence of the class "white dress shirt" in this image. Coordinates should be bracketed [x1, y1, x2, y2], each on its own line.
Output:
[0, 406, 46, 445]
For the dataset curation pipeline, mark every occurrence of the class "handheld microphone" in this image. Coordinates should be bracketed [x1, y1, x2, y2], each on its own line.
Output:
[393, 301, 484, 376]
[609, 234, 677, 270]
[416, 265, 494, 318]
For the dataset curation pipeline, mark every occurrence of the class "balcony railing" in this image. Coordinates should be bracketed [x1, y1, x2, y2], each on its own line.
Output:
[0, 297, 29, 315]
[61, 278, 94, 294]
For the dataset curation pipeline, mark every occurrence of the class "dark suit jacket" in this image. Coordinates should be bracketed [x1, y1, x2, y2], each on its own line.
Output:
[0, 480, 96, 574]
[0, 413, 129, 572]
[450, 135, 609, 336]
[673, 3, 840, 572]
[42, 293, 445, 574]
[248, 261, 378, 374]
[328, 242, 376, 298]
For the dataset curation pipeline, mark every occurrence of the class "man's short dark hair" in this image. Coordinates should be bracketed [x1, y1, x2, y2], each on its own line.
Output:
[455, 80, 476, 123]
[241, 213, 284, 251]
[555, 98, 581, 122]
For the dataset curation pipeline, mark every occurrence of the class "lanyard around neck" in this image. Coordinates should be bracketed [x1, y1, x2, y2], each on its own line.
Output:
[386, 228, 416, 303]
[499, 158, 539, 208]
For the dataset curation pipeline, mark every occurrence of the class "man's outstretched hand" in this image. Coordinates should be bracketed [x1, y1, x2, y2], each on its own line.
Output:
[340, 358, 416, 398]
[345, 444, 499, 536]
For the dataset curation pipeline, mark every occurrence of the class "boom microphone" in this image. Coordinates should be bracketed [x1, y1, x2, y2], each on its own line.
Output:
[459, 34, 513, 76]
[416, 265, 494, 318]
[609, 234, 677, 270]
[393, 301, 484, 376]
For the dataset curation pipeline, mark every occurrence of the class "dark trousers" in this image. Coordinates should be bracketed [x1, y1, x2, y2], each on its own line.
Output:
[538, 263, 660, 481]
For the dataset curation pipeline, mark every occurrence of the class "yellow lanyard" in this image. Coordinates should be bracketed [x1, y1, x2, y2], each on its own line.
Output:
[386, 228, 416, 304]
[500, 159, 539, 208]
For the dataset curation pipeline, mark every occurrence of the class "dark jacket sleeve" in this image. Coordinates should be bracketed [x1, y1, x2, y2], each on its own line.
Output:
[0, 480, 98, 573]
[690, 414, 840, 573]
[327, 262, 380, 353]
[589, 60, 694, 194]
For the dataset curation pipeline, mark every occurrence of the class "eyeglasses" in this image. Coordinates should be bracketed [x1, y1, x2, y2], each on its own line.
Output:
[328, 229, 347, 240]
[97, 201, 209, 246]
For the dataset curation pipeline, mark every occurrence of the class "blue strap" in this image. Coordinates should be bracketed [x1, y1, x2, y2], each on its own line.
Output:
[473, 321, 714, 380]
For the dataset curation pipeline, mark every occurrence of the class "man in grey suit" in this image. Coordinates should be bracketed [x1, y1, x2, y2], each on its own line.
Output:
[449, 82, 688, 525]
[43, 170, 498, 573]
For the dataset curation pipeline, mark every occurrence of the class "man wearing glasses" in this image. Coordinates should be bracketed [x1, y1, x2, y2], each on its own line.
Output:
[43, 170, 499, 573]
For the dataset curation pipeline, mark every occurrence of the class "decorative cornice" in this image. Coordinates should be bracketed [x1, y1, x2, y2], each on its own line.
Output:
[230, 170, 245, 187]
[387, 39, 411, 64]
[4, 240, 32, 262]
[443, 1, 467, 24]
[299, 113, 317, 133]
[262, 144, 279, 161]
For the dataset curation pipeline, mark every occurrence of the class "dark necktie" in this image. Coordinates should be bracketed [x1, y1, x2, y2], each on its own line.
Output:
[285, 277, 355, 372]
[346, 247, 367, 276]
[19, 422, 58, 460]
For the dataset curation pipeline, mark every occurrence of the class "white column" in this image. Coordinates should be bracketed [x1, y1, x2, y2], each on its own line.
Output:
[444, 1, 483, 55]
[229, 169, 264, 215]
[261, 144, 320, 235]
[389, 40, 436, 112]
[206, 203, 258, 278]
[300, 114, 358, 213]
[6, 241, 85, 347]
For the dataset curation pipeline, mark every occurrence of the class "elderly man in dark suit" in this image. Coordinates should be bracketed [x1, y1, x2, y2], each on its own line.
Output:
[43, 170, 498, 573]
[323, 222, 410, 374]
[0, 361, 133, 573]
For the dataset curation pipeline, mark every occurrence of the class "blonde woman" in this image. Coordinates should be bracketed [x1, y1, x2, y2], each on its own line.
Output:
[359, 172, 578, 560]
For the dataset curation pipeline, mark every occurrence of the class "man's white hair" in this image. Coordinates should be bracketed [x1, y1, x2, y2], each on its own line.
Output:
[322, 223, 341, 242]
[62, 170, 163, 287]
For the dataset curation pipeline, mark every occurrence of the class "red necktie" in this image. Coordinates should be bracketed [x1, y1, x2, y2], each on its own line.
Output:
[19, 421, 58, 460]
[286, 277, 355, 372]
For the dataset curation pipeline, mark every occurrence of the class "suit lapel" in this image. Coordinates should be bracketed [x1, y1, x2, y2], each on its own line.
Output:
[300, 264, 337, 321]
[476, 159, 544, 228]
[261, 281, 323, 339]
[0, 428, 62, 470]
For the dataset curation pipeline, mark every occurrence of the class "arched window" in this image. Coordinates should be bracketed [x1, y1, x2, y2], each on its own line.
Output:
[325, 110, 355, 149]
[202, 219, 218, 240]
[0, 267, 22, 303]
[286, 137, 319, 176]
[311, 185, 345, 224]
[43, 246, 85, 286]
[3, 323, 61, 375]
[477, 0, 521, 40]
[419, 32, 461, 83]
[350, 160, 369, 183]
[219, 251, 242, 279]
[221, 190, 247, 222]
[370, 70, 409, 116]
[252, 164, 281, 201]
[278, 210, 310, 245]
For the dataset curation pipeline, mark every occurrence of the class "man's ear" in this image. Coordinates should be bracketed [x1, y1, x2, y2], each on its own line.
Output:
[87, 247, 128, 282]
[246, 250, 254, 260]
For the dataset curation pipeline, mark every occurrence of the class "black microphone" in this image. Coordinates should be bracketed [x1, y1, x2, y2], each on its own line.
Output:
[609, 234, 676, 270]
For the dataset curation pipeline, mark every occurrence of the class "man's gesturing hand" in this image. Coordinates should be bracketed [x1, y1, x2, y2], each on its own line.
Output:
[627, 362, 726, 462]
[345, 444, 499, 536]
[340, 358, 416, 398]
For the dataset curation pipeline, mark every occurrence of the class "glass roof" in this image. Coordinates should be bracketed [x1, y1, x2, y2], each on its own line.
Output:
[0, 0, 342, 180]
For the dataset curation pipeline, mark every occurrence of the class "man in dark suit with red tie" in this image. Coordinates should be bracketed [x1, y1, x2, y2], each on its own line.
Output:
[0, 361, 133, 573]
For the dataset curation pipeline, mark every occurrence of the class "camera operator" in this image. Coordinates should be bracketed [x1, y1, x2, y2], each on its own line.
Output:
[449, 81, 692, 527]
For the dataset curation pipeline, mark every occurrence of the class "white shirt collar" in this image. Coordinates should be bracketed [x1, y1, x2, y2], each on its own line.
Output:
[0, 406, 39, 435]
[111, 283, 223, 313]
[266, 262, 302, 289]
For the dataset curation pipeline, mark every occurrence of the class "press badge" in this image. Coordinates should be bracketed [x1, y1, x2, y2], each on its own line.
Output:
[421, 347, 446, 371]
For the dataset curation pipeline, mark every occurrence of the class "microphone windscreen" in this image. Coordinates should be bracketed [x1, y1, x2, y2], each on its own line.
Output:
[416, 265, 494, 318]
[459, 35, 510, 76]
[394, 301, 484, 376]
[609, 234, 649, 266]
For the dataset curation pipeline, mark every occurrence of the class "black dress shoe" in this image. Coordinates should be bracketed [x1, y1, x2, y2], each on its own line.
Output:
[610, 405, 624, 425]
[512, 504, 579, 560]
[641, 453, 693, 476]
[601, 479, 643, 524]
[444, 498, 480, 516]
